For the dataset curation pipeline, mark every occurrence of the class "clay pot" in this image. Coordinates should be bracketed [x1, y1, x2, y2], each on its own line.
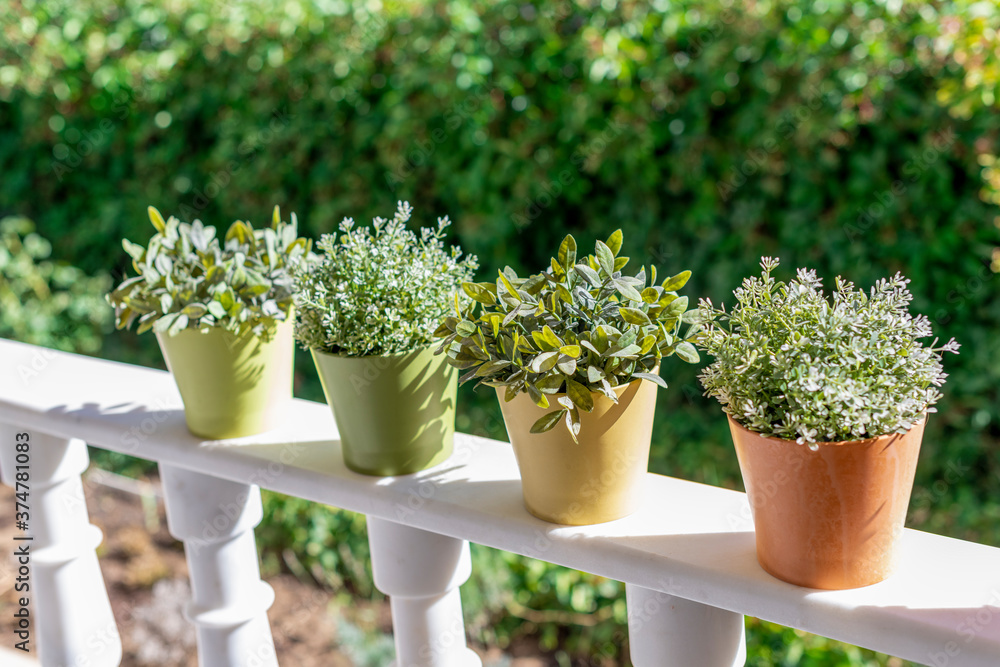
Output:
[156, 318, 294, 440]
[312, 346, 457, 476]
[728, 415, 925, 589]
[496, 377, 658, 525]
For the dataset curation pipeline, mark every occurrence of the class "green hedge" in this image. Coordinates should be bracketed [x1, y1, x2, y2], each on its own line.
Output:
[2, 0, 999, 664]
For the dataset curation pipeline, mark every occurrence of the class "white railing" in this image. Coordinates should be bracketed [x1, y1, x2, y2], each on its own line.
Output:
[1, 337, 999, 667]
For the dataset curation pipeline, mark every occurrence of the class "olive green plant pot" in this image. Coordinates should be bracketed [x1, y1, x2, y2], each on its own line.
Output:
[156, 318, 295, 440]
[311, 346, 458, 476]
[495, 376, 658, 525]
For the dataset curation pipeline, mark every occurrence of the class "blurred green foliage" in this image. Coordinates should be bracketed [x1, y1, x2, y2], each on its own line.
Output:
[1, 0, 999, 664]
[0, 216, 111, 352]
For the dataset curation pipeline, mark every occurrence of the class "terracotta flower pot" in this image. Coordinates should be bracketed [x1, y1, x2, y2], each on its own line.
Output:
[156, 318, 295, 440]
[728, 415, 925, 589]
[312, 346, 457, 476]
[496, 377, 658, 525]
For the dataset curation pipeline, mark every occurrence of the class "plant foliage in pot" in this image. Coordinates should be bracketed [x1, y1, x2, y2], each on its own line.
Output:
[293, 201, 478, 476]
[696, 257, 959, 589]
[108, 206, 312, 439]
[435, 230, 702, 525]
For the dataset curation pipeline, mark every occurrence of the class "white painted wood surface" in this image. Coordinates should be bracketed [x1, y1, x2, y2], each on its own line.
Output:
[1, 338, 999, 666]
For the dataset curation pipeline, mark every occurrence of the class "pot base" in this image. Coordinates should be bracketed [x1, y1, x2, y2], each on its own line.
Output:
[157, 320, 294, 441]
[312, 347, 457, 477]
[497, 377, 657, 526]
[729, 416, 924, 590]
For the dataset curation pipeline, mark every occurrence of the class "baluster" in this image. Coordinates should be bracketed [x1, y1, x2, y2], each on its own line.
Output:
[0, 427, 122, 666]
[159, 464, 277, 667]
[367, 517, 482, 667]
[626, 583, 746, 666]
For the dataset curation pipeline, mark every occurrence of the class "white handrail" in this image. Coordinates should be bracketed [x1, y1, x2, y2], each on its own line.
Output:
[1, 338, 999, 667]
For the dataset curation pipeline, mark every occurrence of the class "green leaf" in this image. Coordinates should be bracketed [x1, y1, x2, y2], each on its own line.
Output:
[462, 282, 497, 305]
[536, 374, 567, 392]
[613, 279, 643, 302]
[641, 287, 660, 303]
[558, 235, 577, 271]
[619, 307, 651, 325]
[605, 229, 623, 256]
[498, 270, 520, 300]
[559, 344, 582, 357]
[207, 301, 227, 319]
[608, 344, 642, 358]
[675, 341, 700, 363]
[532, 330, 558, 351]
[633, 372, 669, 389]
[526, 383, 550, 408]
[574, 263, 602, 288]
[529, 350, 560, 373]
[555, 356, 577, 375]
[148, 206, 166, 233]
[456, 320, 477, 337]
[595, 240, 615, 276]
[168, 313, 189, 336]
[614, 256, 630, 272]
[566, 379, 594, 412]
[475, 359, 511, 376]
[122, 239, 145, 264]
[182, 303, 208, 318]
[564, 407, 581, 442]
[541, 325, 563, 348]
[531, 409, 567, 434]
[666, 296, 690, 317]
[662, 270, 692, 292]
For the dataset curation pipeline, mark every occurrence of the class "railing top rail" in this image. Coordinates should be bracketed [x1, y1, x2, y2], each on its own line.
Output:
[2, 338, 998, 667]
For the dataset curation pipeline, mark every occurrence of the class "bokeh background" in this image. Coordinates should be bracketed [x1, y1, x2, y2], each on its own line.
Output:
[2, 0, 999, 664]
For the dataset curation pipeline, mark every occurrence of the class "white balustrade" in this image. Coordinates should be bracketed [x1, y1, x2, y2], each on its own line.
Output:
[626, 583, 746, 667]
[1, 337, 1000, 667]
[368, 518, 481, 667]
[0, 428, 121, 667]
[160, 464, 277, 667]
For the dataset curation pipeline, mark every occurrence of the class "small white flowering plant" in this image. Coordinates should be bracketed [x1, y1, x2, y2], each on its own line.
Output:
[293, 201, 478, 356]
[696, 257, 959, 445]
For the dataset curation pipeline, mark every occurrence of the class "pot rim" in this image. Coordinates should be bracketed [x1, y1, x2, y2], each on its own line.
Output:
[155, 312, 295, 340]
[494, 365, 661, 404]
[725, 412, 927, 448]
[310, 343, 439, 361]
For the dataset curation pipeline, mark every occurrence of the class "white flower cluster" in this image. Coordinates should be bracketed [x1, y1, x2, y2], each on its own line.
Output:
[697, 257, 960, 445]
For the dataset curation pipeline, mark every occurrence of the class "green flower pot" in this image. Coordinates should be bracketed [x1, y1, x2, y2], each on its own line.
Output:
[156, 318, 294, 439]
[311, 346, 457, 476]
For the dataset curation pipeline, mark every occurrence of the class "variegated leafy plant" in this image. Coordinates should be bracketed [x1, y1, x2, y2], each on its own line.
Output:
[434, 230, 702, 440]
[107, 206, 312, 341]
[696, 257, 960, 445]
[292, 201, 478, 356]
